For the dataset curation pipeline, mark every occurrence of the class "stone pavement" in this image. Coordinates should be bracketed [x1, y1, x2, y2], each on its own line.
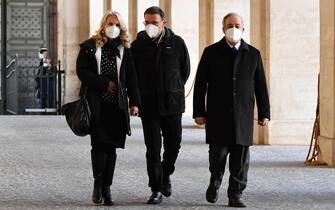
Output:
[0, 116, 334, 210]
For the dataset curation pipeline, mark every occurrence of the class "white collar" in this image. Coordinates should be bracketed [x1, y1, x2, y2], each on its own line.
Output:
[226, 39, 241, 50]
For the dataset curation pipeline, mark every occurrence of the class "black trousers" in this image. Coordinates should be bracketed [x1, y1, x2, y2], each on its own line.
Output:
[208, 144, 250, 199]
[141, 114, 182, 191]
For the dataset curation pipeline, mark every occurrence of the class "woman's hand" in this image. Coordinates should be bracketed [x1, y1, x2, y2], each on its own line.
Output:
[108, 81, 118, 92]
[129, 106, 139, 116]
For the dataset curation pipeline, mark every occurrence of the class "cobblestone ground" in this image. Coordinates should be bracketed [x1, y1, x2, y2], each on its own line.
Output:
[0, 116, 335, 210]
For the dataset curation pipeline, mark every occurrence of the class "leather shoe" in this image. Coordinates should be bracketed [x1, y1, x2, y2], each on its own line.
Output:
[161, 177, 172, 197]
[228, 198, 246, 208]
[206, 183, 219, 203]
[147, 192, 163, 204]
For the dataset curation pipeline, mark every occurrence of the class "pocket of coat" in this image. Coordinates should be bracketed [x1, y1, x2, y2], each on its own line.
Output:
[162, 49, 179, 68]
[165, 90, 184, 109]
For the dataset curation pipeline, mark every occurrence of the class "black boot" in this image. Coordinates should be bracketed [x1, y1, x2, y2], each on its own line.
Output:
[92, 179, 102, 204]
[102, 153, 116, 205]
[206, 176, 222, 203]
[102, 187, 113, 205]
[91, 150, 108, 204]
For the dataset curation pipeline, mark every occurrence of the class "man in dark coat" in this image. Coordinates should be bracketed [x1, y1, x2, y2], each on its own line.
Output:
[131, 6, 190, 204]
[193, 12, 270, 208]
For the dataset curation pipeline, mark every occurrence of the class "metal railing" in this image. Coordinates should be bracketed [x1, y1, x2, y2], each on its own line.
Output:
[19, 61, 65, 114]
[5, 57, 18, 114]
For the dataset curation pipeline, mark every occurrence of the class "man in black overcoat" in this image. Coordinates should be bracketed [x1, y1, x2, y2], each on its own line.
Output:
[131, 6, 190, 204]
[193, 12, 270, 208]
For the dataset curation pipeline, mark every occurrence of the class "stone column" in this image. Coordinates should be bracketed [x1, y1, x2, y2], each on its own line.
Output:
[259, 0, 319, 145]
[57, 0, 63, 67]
[104, 0, 112, 12]
[50, 0, 59, 65]
[128, 0, 138, 41]
[62, 0, 90, 102]
[159, 0, 171, 27]
[250, 0, 270, 145]
[199, 0, 214, 56]
[319, 0, 335, 166]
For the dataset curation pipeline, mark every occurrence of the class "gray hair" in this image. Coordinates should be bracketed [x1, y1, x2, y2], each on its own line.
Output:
[222, 12, 244, 28]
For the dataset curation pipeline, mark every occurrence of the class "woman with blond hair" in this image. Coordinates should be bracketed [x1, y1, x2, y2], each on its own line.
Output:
[76, 11, 140, 205]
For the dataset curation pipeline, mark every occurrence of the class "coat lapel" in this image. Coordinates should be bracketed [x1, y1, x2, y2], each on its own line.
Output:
[95, 47, 101, 74]
[233, 39, 249, 77]
[116, 45, 124, 83]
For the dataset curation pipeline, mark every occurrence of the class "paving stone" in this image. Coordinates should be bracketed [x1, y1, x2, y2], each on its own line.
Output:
[0, 116, 334, 210]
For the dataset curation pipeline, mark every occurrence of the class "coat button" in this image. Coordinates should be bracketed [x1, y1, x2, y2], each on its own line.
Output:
[233, 92, 237, 96]
[233, 77, 236, 80]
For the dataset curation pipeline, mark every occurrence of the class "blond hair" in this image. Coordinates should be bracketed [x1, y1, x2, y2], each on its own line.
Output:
[92, 11, 129, 48]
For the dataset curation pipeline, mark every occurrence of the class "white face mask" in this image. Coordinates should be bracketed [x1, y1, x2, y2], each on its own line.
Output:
[225, 27, 242, 43]
[105, 25, 120, 39]
[39, 53, 44, 59]
[145, 24, 160, 38]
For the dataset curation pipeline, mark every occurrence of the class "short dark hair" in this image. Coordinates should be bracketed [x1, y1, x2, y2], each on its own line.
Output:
[144, 6, 165, 20]
[39, 47, 48, 54]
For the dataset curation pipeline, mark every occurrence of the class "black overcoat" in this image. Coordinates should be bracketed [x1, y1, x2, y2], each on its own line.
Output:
[76, 38, 140, 148]
[193, 38, 270, 146]
[131, 27, 190, 116]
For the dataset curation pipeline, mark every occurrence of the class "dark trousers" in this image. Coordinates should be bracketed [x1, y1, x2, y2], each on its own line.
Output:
[208, 144, 250, 199]
[91, 143, 117, 189]
[141, 114, 182, 191]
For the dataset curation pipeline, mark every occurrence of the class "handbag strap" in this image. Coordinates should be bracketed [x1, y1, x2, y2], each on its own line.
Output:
[79, 85, 88, 99]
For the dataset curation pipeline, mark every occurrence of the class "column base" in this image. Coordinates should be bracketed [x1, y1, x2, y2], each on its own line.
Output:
[319, 135, 335, 167]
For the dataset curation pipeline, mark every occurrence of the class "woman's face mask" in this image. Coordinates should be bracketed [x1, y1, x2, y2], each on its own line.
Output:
[105, 25, 120, 39]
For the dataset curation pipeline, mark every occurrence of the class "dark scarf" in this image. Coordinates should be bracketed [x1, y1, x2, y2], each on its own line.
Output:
[104, 37, 121, 58]
[100, 38, 121, 103]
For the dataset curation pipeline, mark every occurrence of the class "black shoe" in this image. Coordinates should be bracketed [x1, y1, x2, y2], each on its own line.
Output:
[228, 198, 246, 208]
[102, 187, 113, 206]
[206, 179, 221, 203]
[92, 179, 102, 204]
[147, 192, 163, 204]
[206, 183, 219, 203]
[161, 177, 172, 197]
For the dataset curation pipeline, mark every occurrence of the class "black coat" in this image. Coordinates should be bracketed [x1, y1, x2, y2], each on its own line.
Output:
[76, 38, 140, 147]
[131, 27, 190, 116]
[193, 38, 270, 146]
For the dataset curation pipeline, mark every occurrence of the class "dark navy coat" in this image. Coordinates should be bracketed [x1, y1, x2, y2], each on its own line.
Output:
[193, 38, 270, 146]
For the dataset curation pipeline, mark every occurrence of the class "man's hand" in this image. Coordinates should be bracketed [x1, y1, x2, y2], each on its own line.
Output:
[108, 81, 118, 92]
[129, 106, 139, 116]
[195, 117, 206, 125]
[258, 118, 269, 126]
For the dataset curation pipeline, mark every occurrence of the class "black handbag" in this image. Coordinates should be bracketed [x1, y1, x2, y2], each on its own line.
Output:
[61, 88, 91, 136]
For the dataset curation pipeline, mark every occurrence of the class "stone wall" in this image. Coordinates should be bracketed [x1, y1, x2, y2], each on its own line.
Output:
[268, 0, 319, 145]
